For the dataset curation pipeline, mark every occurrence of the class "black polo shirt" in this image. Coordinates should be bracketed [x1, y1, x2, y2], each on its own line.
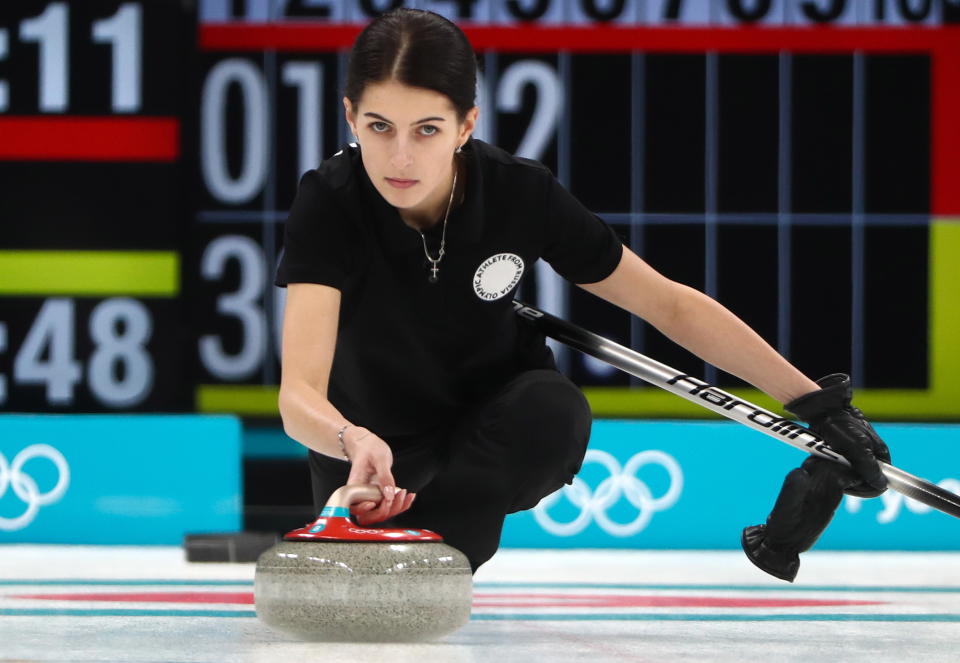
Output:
[275, 137, 623, 438]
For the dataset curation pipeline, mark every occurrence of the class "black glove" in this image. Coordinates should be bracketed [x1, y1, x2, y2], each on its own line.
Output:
[741, 374, 891, 582]
[784, 373, 890, 497]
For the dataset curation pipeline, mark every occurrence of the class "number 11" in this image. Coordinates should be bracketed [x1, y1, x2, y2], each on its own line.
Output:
[18, 2, 142, 113]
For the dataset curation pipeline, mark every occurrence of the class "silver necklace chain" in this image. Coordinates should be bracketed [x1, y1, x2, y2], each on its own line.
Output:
[419, 165, 458, 284]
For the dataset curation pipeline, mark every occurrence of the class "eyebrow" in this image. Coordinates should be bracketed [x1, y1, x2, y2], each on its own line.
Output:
[363, 112, 446, 125]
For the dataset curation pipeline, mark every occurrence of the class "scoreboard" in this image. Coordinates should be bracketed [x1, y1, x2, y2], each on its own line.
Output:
[0, 1, 191, 412]
[2, 0, 959, 419]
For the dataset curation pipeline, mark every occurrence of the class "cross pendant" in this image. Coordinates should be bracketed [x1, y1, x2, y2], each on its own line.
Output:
[428, 264, 439, 284]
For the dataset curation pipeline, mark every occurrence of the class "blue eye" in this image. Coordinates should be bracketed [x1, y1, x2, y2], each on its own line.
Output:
[370, 121, 389, 133]
[419, 125, 438, 136]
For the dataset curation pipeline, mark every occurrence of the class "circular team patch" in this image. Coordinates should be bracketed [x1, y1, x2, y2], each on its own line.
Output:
[473, 253, 525, 301]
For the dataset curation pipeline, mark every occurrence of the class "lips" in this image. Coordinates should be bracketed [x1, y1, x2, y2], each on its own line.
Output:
[386, 177, 418, 189]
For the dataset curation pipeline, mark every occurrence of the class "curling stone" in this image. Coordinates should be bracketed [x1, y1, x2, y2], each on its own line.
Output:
[254, 483, 472, 642]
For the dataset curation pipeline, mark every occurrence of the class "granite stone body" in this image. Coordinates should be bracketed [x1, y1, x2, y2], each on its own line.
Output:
[254, 540, 473, 642]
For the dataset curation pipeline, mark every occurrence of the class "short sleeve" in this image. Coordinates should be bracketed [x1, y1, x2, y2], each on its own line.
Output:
[541, 174, 624, 284]
[274, 169, 357, 289]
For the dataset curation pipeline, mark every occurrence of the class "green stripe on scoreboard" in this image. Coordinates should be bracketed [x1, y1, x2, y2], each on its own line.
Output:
[0, 251, 179, 297]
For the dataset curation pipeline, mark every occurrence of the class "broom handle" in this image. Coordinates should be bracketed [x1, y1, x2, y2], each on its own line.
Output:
[513, 300, 960, 519]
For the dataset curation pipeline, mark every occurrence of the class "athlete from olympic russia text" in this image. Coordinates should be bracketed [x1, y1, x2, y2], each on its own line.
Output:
[277, 8, 890, 581]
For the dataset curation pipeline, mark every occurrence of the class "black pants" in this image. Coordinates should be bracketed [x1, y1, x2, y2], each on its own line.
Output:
[308, 369, 592, 572]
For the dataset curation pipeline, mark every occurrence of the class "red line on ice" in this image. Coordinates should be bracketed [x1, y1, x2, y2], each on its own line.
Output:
[10, 591, 882, 609]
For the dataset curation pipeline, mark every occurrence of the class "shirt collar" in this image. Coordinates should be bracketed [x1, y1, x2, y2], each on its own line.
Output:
[354, 137, 485, 254]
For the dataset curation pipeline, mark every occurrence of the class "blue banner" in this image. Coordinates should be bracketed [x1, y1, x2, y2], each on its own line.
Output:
[502, 420, 960, 550]
[0, 415, 242, 544]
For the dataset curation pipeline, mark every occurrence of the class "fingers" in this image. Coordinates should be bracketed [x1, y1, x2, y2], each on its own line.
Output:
[821, 420, 888, 491]
[352, 488, 418, 526]
[336, 433, 417, 525]
[386, 488, 415, 518]
[375, 465, 397, 493]
[844, 447, 887, 491]
[840, 447, 885, 489]
[852, 454, 887, 491]
[344, 432, 396, 487]
[374, 486, 406, 521]
[354, 486, 396, 525]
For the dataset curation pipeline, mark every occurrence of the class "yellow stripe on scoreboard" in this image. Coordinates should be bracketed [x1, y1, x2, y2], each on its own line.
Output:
[0, 251, 180, 296]
[197, 385, 280, 415]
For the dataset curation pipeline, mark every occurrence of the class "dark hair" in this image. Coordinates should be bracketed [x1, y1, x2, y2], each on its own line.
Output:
[344, 8, 479, 122]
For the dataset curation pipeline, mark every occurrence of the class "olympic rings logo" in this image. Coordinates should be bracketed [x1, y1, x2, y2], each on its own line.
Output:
[0, 445, 71, 531]
[533, 449, 683, 537]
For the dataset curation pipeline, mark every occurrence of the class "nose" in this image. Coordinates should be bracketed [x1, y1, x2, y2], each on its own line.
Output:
[389, 138, 413, 172]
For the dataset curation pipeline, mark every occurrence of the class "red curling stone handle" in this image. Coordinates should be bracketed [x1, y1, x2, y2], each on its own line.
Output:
[282, 483, 444, 543]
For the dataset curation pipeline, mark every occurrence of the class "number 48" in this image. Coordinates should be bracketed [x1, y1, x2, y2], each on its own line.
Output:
[4, 298, 153, 407]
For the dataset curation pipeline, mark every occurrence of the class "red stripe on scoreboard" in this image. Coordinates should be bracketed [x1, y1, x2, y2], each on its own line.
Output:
[0, 117, 180, 162]
[932, 47, 960, 215]
[467, 25, 960, 53]
[199, 23, 960, 53]
[199, 23, 360, 51]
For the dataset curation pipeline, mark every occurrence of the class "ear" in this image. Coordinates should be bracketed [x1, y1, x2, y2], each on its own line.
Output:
[458, 106, 479, 146]
[343, 97, 358, 137]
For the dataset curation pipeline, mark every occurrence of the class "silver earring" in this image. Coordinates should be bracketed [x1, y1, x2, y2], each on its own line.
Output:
[455, 145, 462, 154]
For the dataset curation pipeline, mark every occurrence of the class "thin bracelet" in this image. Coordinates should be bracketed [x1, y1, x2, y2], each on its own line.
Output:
[336, 424, 350, 461]
[337, 424, 371, 461]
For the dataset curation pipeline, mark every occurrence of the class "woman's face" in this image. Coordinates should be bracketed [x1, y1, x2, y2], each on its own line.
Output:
[344, 79, 477, 216]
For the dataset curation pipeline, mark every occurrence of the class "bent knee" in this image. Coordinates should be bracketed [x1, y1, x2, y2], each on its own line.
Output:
[497, 370, 591, 440]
